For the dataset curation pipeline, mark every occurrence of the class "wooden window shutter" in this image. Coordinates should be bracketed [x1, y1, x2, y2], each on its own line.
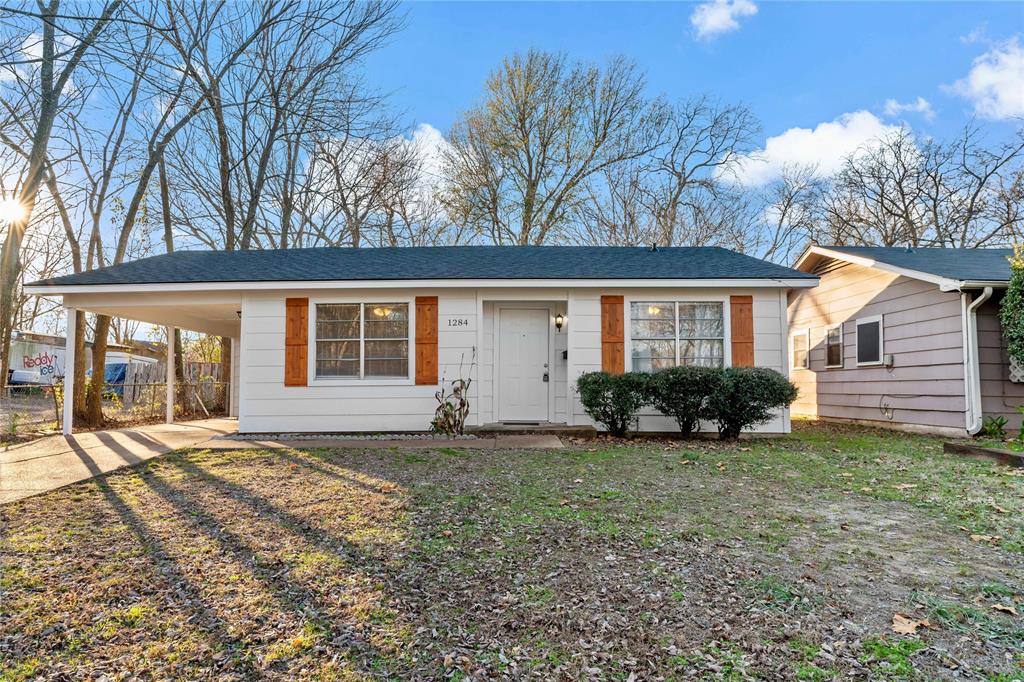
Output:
[415, 296, 438, 385]
[284, 298, 308, 386]
[730, 295, 754, 367]
[600, 295, 625, 374]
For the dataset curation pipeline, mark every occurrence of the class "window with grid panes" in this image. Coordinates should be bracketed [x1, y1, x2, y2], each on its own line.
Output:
[315, 303, 408, 378]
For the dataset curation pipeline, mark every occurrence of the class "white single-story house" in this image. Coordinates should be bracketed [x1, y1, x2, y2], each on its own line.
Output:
[789, 245, 1021, 437]
[24, 245, 818, 436]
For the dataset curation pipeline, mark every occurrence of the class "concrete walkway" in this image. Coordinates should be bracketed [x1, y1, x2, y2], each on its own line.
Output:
[0, 418, 238, 504]
[1, 420, 563, 504]
[198, 434, 564, 451]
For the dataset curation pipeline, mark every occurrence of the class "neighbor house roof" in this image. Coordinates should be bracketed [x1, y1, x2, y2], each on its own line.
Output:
[795, 245, 1014, 289]
[27, 245, 817, 289]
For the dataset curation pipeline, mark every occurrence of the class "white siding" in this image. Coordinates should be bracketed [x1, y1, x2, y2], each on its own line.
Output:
[567, 287, 791, 435]
[239, 285, 793, 434]
[239, 289, 477, 433]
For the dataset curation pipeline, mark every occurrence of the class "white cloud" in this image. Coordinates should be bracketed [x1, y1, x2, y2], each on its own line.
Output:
[726, 110, 902, 186]
[960, 25, 987, 45]
[947, 37, 1024, 120]
[405, 123, 448, 185]
[690, 0, 758, 41]
[883, 96, 935, 121]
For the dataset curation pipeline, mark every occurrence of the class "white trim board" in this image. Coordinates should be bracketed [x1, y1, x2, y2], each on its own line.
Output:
[25, 277, 818, 296]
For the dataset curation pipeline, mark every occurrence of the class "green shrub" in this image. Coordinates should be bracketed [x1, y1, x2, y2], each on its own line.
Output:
[575, 371, 650, 437]
[647, 365, 722, 435]
[705, 367, 798, 439]
[1000, 244, 1024, 366]
[981, 415, 1008, 440]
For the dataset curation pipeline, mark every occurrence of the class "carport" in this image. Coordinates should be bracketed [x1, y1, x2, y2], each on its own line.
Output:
[21, 283, 242, 435]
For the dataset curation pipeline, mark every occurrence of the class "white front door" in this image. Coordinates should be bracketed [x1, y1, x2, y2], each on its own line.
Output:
[498, 308, 550, 422]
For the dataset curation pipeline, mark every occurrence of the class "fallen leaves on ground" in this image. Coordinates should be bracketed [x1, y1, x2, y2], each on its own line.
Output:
[992, 604, 1018, 615]
[892, 613, 931, 634]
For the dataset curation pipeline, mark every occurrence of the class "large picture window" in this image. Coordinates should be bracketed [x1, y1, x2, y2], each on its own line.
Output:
[630, 301, 725, 371]
[315, 303, 409, 379]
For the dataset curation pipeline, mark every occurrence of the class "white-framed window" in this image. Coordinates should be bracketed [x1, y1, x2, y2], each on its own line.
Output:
[630, 301, 725, 372]
[855, 315, 883, 366]
[314, 302, 410, 379]
[825, 323, 843, 368]
[790, 328, 810, 370]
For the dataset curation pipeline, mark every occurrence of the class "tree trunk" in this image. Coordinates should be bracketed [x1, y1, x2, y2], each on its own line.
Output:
[86, 314, 111, 427]
[72, 310, 88, 424]
[174, 329, 185, 383]
[220, 336, 231, 411]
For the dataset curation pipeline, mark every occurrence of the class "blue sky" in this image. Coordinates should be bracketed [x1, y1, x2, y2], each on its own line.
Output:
[365, 1, 1024, 184]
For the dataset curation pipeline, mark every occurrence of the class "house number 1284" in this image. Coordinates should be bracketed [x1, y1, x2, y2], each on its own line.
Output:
[446, 318, 470, 327]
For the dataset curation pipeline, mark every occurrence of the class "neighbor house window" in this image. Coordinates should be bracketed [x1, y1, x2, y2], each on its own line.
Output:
[315, 303, 408, 379]
[855, 315, 883, 365]
[825, 324, 843, 368]
[630, 301, 724, 372]
[791, 328, 810, 370]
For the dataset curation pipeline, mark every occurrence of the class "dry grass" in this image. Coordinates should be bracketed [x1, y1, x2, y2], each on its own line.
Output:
[1, 422, 1022, 680]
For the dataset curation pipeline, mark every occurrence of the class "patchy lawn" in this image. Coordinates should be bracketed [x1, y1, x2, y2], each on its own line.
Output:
[1, 421, 1022, 681]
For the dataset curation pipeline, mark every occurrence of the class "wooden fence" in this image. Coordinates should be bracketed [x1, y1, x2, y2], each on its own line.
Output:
[121, 362, 223, 404]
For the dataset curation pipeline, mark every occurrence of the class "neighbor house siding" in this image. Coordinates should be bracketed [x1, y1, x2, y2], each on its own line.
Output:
[977, 296, 1024, 431]
[787, 261, 966, 432]
[568, 287, 790, 434]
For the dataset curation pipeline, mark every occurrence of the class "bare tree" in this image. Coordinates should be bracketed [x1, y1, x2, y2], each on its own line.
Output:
[0, 0, 123, 389]
[756, 164, 822, 264]
[442, 50, 660, 245]
[166, 0, 402, 252]
[818, 126, 1024, 248]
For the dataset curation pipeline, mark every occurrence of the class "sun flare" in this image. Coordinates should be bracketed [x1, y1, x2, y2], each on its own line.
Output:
[0, 197, 26, 224]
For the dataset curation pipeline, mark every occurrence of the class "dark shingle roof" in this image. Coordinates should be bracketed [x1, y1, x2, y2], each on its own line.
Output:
[820, 246, 1014, 283]
[28, 246, 816, 287]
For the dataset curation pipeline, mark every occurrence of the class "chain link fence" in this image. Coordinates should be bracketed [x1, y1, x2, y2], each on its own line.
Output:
[2, 379, 229, 441]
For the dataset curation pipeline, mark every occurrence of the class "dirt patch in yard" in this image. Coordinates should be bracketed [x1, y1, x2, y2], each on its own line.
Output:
[1, 423, 1022, 680]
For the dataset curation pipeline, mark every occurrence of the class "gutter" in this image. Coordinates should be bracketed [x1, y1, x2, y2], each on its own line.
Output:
[962, 286, 994, 435]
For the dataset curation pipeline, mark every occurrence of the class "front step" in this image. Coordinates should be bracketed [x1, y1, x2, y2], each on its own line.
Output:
[468, 422, 597, 437]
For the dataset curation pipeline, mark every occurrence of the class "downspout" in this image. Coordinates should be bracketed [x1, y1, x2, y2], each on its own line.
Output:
[963, 286, 993, 435]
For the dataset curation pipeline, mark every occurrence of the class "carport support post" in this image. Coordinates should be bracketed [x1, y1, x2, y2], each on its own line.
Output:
[165, 325, 175, 424]
[62, 307, 76, 435]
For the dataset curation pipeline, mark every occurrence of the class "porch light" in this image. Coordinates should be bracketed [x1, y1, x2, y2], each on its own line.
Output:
[554, 313, 564, 332]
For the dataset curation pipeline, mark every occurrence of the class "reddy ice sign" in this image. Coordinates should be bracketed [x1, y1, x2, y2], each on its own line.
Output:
[11, 340, 65, 381]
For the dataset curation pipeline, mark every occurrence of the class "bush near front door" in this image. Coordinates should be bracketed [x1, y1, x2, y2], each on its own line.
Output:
[576, 366, 797, 439]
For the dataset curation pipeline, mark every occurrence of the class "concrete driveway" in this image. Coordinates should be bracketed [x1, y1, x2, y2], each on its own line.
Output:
[0, 418, 238, 504]
[1, 419, 563, 505]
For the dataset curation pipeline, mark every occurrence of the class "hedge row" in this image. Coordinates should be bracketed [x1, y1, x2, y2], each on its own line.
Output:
[575, 366, 798, 439]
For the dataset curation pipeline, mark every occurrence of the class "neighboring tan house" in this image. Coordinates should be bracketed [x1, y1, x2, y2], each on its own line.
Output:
[24, 245, 817, 436]
[789, 246, 1022, 437]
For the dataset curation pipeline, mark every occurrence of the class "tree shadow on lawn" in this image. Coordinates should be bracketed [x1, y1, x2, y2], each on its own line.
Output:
[6, 435, 1021, 681]
[3, 436, 417, 680]
[141, 459, 407, 670]
[61, 438, 266, 679]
